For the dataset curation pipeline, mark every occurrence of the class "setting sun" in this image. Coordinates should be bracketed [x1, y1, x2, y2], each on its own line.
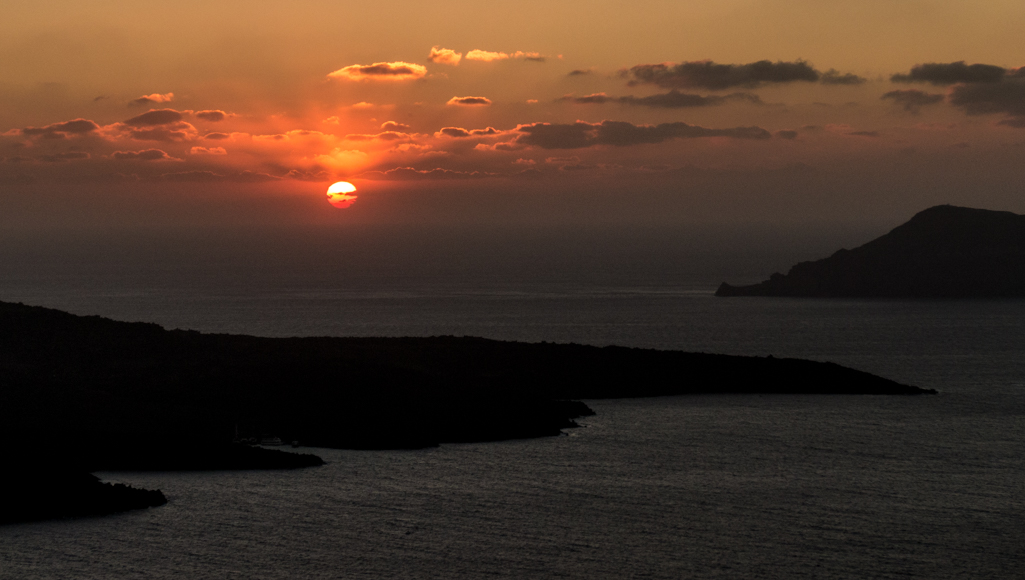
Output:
[326, 181, 357, 209]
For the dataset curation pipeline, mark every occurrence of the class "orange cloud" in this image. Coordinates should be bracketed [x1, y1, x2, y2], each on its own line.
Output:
[465, 50, 509, 62]
[447, 96, 492, 106]
[343, 131, 410, 141]
[465, 50, 546, 62]
[327, 62, 427, 81]
[111, 149, 178, 161]
[195, 110, 231, 122]
[130, 92, 174, 106]
[190, 146, 227, 155]
[428, 46, 462, 65]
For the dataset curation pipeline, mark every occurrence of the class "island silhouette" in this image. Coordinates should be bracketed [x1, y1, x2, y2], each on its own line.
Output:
[1, 299, 934, 523]
[717, 205, 1025, 297]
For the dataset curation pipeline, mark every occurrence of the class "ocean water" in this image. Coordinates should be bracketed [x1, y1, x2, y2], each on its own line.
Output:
[1, 227, 1023, 579]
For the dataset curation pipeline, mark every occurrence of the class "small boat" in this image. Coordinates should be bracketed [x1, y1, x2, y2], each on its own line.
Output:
[259, 435, 284, 446]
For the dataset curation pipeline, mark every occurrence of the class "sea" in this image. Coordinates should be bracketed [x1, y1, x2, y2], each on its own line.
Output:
[0, 225, 1022, 579]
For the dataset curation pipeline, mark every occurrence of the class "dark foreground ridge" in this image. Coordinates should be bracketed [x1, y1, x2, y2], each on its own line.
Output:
[717, 205, 1025, 298]
[1, 461, 167, 525]
[1, 300, 933, 522]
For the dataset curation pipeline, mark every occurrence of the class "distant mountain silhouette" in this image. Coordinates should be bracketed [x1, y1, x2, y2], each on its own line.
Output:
[717, 205, 1025, 297]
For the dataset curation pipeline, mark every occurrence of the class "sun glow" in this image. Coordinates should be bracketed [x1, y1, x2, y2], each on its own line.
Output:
[326, 181, 358, 209]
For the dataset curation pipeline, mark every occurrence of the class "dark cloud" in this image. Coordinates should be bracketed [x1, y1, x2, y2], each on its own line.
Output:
[820, 69, 867, 85]
[447, 96, 492, 106]
[515, 120, 771, 149]
[891, 62, 1007, 85]
[203, 132, 231, 140]
[562, 90, 762, 108]
[438, 127, 500, 138]
[775, 130, 798, 140]
[997, 118, 1025, 128]
[881, 89, 945, 113]
[124, 109, 185, 127]
[848, 131, 880, 137]
[38, 151, 90, 163]
[627, 60, 820, 89]
[194, 110, 229, 122]
[559, 163, 594, 172]
[568, 69, 594, 76]
[122, 125, 196, 142]
[20, 119, 100, 139]
[381, 121, 411, 131]
[111, 149, 174, 161]
[157, 170, 224, 182]
[948, 80, 1025, 117]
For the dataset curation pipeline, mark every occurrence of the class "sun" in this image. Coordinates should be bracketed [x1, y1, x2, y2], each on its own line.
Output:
[326, 181, 357, 209]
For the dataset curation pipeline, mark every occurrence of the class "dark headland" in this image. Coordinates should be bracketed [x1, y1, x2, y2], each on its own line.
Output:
[1, 299, 933, 523]
[717, 205, 1025, 298]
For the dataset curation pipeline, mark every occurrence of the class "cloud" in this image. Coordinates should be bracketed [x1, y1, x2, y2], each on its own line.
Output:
[189, 146, 227, 155]
[203, 132, 231, 140]
[627, 60, 821, 89]
[327, 62, 427, 81]
[344, 131, 410, 141]
[465, 50, 546, 63]
[465, 50, 510, 62]
[775, 130, 799, 140]
[568, 68, 594, 76]
[881, 89, 945, 113]
[428, 46, 462, 65]
[511, 51, 546, 62]
[997, 118, 1025, 128]
[560, 90, 762, 108]
[820, 69, 867, 85]
[120, 124, 198, 142]
[515, 120, 771, 149]
[381, 121, 411, 131]
[436, 126, 501, 138]
[194, 110, 230, 122]
[18, 118, 100, 139]
[38, 151, 90, 163]
[891, 61, 1007, 85]
[361, 166, 498, 180]
[948, 80, 1025, 117]
[130, 92, 174, 106]
[447, 96, 492, 106]
[124, 109, 184, 126]
[847, 130, 880, 137]
[111, 149, 177, 161]
[156, 170, 224, 182]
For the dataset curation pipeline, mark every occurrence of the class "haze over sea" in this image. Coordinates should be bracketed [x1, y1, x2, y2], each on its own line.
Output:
[1, 226, 1022, 579]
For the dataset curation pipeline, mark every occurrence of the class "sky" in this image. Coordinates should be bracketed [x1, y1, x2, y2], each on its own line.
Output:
[3, 0, 1025, 231]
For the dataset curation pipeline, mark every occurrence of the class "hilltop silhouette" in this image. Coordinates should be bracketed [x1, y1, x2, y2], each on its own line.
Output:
[717, 205, 1025, 297]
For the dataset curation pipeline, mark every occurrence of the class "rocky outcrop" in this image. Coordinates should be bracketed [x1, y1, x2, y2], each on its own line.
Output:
[717, 205, 1025, 298]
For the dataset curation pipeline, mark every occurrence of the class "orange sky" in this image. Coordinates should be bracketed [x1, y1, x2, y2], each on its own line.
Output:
[2, 0, 1025, 229]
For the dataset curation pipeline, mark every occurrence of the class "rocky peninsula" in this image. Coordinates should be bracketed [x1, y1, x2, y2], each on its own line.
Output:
[1, 299, 934, 522]
[717, 205, 1025, 298]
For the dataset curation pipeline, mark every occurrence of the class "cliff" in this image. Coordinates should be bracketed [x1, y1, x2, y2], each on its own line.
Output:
[716, 205, 1025, 298]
